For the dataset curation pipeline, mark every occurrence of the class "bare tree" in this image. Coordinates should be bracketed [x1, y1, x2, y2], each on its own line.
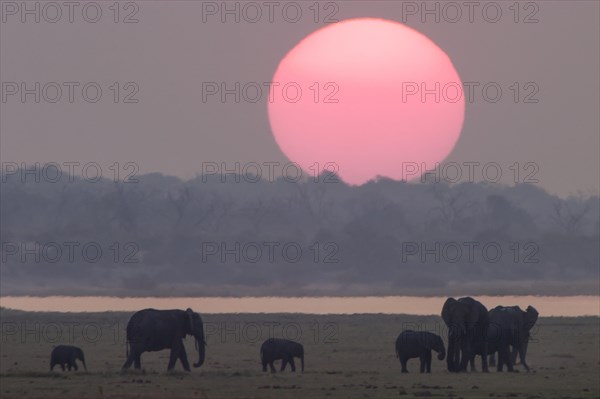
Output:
[192, 191, 218, 231]
[292, 183, 335, 227]
[104, 182, 142, 235]
[551, 193, 591, 234]
[168, 185, 193, 229]
[427, 184, 479, 231]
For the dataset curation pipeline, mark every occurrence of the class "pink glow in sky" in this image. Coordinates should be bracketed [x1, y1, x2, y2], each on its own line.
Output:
[268, 18, 465, 185]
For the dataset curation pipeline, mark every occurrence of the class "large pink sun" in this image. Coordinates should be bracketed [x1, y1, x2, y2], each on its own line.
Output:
[267, 18, 465, 185]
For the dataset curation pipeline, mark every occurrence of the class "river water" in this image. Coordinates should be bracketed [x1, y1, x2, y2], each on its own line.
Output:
[1, 295, 598, 316]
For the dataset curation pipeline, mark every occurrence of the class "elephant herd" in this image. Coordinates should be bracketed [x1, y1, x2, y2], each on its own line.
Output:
[441, 297, 539, 373]
[394, 297, 538, 374]
[48, 297, 539, 375]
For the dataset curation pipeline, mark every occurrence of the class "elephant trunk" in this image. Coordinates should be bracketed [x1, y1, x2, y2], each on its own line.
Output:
[437, 344, 446, 361]
[450, 336, 463, 372]
[80, 354, 87, 372]
[453, 343, 461, 371]
[447, 323, 466, 372]
[300, 353, 304, 372]
[447, 326, 463, 372]
[193, 335, 205, 368]
[446, 339, 455, 371]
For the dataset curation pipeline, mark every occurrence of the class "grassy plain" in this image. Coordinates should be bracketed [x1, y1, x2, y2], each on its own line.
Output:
[0, 309, 598, 399]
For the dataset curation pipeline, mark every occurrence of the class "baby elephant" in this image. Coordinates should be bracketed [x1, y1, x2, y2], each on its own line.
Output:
[395, 330, 445, 373]
[50, 345, 87, 372]
[260, 338, 304, 373]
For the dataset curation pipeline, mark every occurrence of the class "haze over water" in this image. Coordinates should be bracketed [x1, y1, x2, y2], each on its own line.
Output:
[1, 296, 598, 317]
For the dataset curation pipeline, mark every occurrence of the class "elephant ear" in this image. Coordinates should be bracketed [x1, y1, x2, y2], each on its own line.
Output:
[441, 298, 457, 319]
[186, 308, 194, 333]
[445, 298, 457, 306]
[525, 306, 539, 329]
[421, 333, 433, 350]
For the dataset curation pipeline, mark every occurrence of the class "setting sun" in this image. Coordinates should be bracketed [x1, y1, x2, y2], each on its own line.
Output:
[268, 18, 465, 184]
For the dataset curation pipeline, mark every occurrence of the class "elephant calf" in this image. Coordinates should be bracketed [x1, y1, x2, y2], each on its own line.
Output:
[50, 345, 87, 372]
[395, 330, 445, 373]
[260, 338, 304, 373]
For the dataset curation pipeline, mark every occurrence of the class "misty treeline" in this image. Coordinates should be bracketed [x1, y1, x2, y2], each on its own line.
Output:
[1, 171, 598, 297]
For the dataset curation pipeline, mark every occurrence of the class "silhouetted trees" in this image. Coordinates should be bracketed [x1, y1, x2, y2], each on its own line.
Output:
[1, 170, 598, 297]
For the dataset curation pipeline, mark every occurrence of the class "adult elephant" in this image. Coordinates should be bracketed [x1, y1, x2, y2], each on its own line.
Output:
[486, 305, 539, 371]
[441, 297, 489, 372]
[122, 308, 206, 371]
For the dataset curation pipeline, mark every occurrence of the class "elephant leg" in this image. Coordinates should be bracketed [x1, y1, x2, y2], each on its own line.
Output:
[511, 346, 519, 365]
[122, 353, 134, 370]
[419, 354, 426, 373]
[289, 357, 296, 372]
[505, 345, 515, 372]
[459, 345, 470, 372]
[504, 344, 514, 372]
[496, 349, 503, 372]
[262, 359, 268, 372]
[497, 345, 508, 372]
[469, 356, 476, 372]
[168, 346, 180, 371]
[60, 364, 65, 371]
[269, 361, 276, 373]
[67, 363, 72, 371]
[179, 348, 191, 372]
[426, 351, 432, 373]
[134, 353, 142, 370]
[173, 341, 190, 372]
[488, 354, 496, 367]
[507, 355, 514, 372]
[481, 342, 489, 373]
[400, 357, 408, 373]
[519, 343, 531, 371]
[72, 362, 78, 371]
[280, 358, 288, 372]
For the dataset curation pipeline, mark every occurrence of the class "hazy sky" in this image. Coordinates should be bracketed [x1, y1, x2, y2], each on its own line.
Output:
[1, 1, 598, 197]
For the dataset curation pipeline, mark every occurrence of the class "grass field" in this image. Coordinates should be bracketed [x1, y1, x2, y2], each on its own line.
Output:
[0, 309, 598, 399]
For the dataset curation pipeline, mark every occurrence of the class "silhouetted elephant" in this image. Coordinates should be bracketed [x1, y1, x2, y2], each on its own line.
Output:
[472, 305, 539, 372]
[50, 345, 87, 372]
[395, 330, 445, 373]
[122, 308, 206, 371]
[260, 338, 304, 373]
[441, 297, 489, 372]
